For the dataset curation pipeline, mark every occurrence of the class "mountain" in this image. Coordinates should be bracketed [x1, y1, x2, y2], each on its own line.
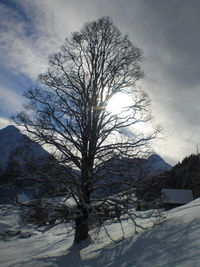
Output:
[0, 125, 54, 203]
[145, 154, 171, 176]
[0, 125, 171, 201]
[0, 125, 49, 172]
[94, 154, 171, 197]
[0, 126, 171, 178]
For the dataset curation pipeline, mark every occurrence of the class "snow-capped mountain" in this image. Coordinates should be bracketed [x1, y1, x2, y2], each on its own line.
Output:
[0, 125, 50, 173]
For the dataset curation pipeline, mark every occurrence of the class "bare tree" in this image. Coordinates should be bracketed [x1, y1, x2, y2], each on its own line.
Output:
[14, 17, 158, 245]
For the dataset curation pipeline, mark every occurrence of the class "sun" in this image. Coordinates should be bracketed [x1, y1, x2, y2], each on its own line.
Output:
[106, 92, 132, 115]
[106, 92, 150, 134]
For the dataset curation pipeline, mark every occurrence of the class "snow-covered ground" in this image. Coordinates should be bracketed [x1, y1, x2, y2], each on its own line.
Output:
[1, 199, 200, 267]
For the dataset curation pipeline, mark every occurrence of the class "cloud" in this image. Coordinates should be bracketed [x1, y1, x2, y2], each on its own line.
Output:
[1, 0, 200, 164]
[0, 85, 25, 117]
[0, 1, 64, 78]
[0, 0, 105, 78]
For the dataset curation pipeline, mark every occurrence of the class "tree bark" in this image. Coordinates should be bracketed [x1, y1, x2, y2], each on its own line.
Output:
[73, 210, 90, 244]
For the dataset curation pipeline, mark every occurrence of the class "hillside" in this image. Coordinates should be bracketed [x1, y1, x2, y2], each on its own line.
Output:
[137, 154, 200, 201]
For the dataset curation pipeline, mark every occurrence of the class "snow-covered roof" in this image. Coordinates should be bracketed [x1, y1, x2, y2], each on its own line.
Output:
[161, 188, 193, 204]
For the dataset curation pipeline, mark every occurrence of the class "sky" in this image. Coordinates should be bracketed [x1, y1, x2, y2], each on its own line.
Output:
[1, 0, 200, 165]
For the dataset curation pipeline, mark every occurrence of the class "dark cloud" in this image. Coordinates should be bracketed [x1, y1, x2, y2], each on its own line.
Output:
[115, 0, 200, 164]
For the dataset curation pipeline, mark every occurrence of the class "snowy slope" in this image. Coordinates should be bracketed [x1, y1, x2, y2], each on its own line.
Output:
[1, 198, 200, 266]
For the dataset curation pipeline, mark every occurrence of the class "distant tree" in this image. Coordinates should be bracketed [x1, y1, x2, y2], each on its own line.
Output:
[14, 17, 159, 245]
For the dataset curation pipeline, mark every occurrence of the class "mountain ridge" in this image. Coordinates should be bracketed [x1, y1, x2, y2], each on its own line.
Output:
[0, 125, 171, 202]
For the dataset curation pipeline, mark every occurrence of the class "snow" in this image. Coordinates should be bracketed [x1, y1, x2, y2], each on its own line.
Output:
[1, 198, 200, 266]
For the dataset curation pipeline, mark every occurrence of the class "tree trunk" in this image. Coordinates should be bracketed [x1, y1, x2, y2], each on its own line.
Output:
[73, 153, 93, 245]
[73, 212, 90, 244]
